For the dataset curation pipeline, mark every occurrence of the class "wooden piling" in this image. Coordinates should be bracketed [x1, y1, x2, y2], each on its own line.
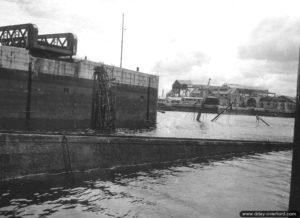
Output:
[196, 112, 201, 121]
[211, 104, 232, 122]
[256, 115, 270, 126]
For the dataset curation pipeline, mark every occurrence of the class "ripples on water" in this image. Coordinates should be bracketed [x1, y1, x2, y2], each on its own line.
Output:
[0, 112, 294, 217]
[116, 111, 294, 142]
[0, 150, 292, 218]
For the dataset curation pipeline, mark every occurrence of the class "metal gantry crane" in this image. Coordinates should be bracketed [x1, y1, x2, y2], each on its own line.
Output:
[207, 78, 211, 88]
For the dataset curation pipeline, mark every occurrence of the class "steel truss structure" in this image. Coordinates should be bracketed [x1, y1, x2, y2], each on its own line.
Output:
[0, 23, 77, 57]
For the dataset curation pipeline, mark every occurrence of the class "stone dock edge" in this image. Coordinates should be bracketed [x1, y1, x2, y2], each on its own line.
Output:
[0, 132, 292, 181]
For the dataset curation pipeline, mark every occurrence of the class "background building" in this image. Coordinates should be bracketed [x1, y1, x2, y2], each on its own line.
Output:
[259, 96, 296, 113]
[166, 80, 296, 113]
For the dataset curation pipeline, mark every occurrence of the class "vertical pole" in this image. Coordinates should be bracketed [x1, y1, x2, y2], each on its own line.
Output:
[146, 77, 151, 121]
[120, 13, 124, 68]
[196, 112, 201, 121]
[289, 47, 300, 211]
[61, 135, 72, 172]
[25, 62, 32, 128]
[90, 72, 96, 128]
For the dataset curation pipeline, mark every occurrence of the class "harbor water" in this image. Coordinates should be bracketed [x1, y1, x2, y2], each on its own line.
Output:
[117, 111, 294, 142]
[0, 112, 294, 218]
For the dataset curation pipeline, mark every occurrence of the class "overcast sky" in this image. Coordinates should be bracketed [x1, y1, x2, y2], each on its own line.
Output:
[1, 0, 300, 96]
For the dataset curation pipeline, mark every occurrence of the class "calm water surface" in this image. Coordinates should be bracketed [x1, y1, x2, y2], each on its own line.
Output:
[0, 112, 294, 218]
[117, 111, 294, 142]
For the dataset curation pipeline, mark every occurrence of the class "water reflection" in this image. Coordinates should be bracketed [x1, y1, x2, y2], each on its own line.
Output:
[0, 150, 292, 218]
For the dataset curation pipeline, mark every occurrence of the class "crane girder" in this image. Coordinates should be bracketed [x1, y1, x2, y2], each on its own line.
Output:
[0, 23, 77, 57]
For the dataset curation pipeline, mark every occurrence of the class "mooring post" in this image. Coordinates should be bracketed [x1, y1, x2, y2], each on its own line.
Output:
[289, 48, 300, 212]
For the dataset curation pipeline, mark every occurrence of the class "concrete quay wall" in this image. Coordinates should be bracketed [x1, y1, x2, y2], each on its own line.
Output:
[0, 133, 291, 181]
[0, 45, 159, 89]
[0, 68, 158, 130]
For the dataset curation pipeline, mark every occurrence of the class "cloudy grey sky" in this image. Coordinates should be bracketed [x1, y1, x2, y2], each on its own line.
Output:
[1, 0, 300, 96]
